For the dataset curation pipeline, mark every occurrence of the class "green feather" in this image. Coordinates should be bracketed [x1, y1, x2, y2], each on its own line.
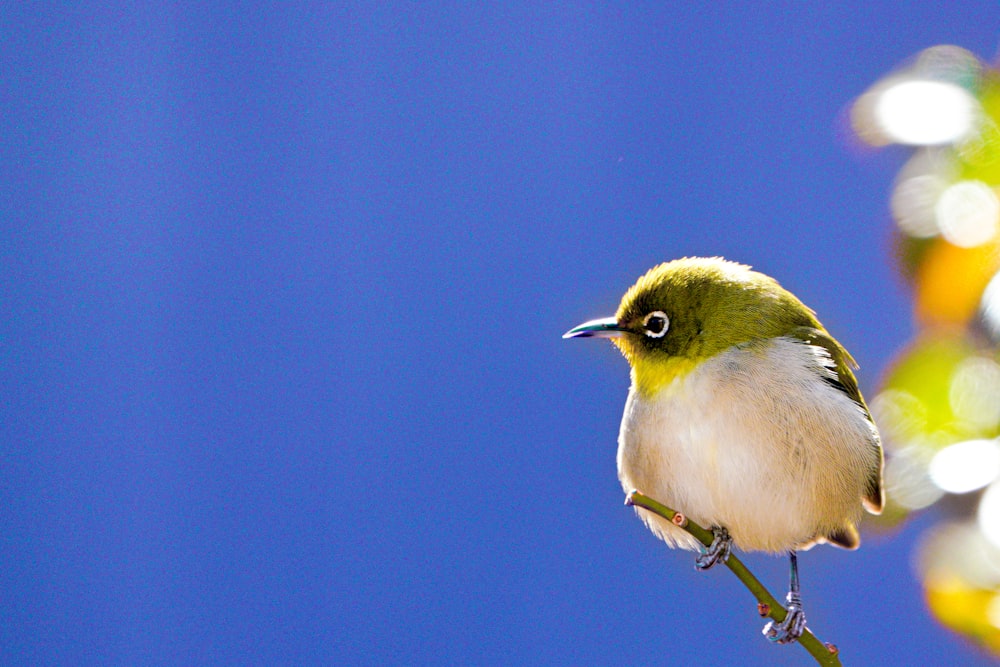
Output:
[612, 257, 885, 513]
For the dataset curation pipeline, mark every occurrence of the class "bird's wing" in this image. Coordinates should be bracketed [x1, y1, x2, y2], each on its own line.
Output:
[788, 326, 885, 514]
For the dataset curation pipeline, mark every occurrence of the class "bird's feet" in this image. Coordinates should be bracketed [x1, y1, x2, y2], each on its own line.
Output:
[695, 525, 732, 570]
[763, 591, 807, 644]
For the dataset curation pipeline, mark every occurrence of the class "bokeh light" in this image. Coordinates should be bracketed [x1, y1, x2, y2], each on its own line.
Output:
[917, 521, 1000, 655]
[892, 173, 951, 238]
[852, 45, 982, 147]
[980, 481, 1000, 550]
[913, 235, 1000, 326]
[928, 439, 1000, 493]
[979, 271, 1000, 341]
[950, 357, 1000, 430]
[875, 80, 978, 145]
[936, 180, 1000, 247]
[882, 444, 943, 512]
[854, 44, 1000, 657]
[988, 594, 1000, 629]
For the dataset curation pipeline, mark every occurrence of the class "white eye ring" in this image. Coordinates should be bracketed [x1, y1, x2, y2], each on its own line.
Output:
[642, 311, 669, 338]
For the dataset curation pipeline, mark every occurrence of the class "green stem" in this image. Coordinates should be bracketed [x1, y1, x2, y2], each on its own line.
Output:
[625, 490, 843, 667]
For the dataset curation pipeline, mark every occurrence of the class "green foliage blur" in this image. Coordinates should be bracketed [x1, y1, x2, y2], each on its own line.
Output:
[852, 45, 1000, 656]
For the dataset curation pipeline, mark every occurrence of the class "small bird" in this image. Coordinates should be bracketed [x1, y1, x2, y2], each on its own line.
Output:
[564, 257, 884, 643]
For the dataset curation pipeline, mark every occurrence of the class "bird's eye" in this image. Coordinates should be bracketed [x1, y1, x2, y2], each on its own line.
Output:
[642, 311, 669, 338]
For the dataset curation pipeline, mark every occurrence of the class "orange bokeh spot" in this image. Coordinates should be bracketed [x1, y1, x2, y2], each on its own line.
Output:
[914, 237, 1000, 326]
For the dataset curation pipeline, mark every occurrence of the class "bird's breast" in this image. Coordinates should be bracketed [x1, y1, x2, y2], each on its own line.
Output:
[617, 337, 879, 552]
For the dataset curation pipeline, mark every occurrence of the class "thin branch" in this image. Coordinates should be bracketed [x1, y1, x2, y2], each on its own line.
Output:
[625, 490, 843, 667]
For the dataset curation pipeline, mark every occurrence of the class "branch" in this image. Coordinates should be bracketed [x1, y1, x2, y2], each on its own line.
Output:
[625, 490, 842, 667]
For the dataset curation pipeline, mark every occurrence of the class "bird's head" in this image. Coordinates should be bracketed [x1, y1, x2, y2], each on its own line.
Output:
[564, 257, 822, 396]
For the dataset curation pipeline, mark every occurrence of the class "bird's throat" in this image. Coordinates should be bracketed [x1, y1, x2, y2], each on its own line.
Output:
[631, 356, 699, 398]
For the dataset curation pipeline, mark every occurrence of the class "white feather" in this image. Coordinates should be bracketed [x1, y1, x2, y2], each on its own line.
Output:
[618, 336, 880, 553]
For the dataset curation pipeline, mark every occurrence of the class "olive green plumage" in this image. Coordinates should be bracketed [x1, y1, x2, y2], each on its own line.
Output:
[566, 256, 885, 552]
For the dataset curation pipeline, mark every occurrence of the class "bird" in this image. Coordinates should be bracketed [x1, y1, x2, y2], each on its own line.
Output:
[563, 257, 884, 643]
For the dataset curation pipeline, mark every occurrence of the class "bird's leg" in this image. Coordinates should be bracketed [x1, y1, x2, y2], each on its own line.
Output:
[763, 550, 807, 644]
[694, 525, 732, 570]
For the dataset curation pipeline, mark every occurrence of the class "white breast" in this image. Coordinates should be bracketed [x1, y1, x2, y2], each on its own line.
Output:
[617, 336, 880, 553]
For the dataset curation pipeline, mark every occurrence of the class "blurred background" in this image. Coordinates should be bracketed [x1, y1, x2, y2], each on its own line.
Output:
[4, 4, 1000, 666]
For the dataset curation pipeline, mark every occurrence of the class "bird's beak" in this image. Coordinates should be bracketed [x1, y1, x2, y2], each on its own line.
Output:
[562, 317, 626, 339]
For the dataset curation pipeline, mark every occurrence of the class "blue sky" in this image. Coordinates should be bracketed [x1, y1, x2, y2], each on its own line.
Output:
[4, 4, 1000, 665]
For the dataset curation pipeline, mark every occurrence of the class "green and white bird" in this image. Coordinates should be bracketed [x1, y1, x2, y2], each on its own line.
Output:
[564, 257, 884, 643]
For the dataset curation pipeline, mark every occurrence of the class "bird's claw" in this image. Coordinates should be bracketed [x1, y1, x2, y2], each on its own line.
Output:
[763, 593, 806, 644]
[695, 525, 732, 570]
